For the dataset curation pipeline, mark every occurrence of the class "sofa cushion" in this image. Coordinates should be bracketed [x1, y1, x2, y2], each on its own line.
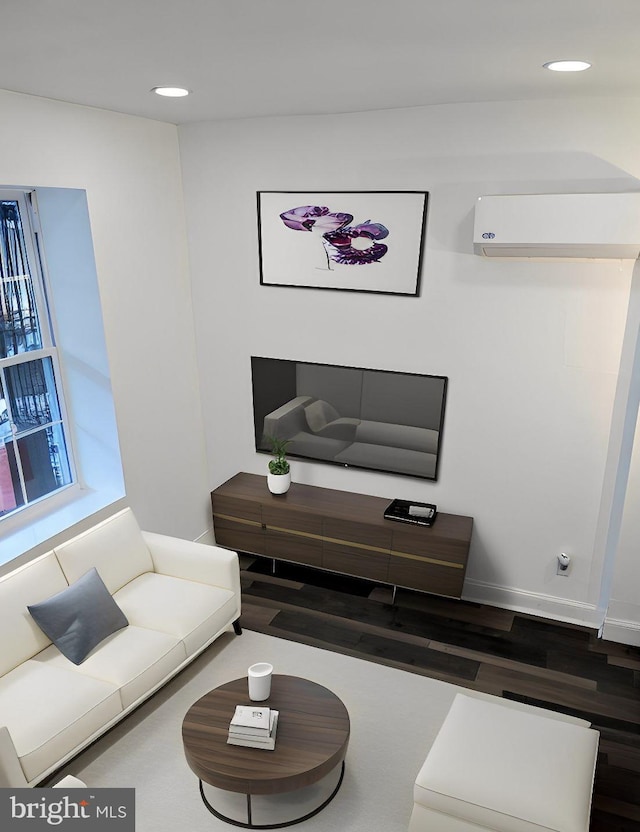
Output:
[27, 568, 129, 665]
[114, 572, 238, 655]
[0, 660, 121, 784]
[314, 417, 360, 442]
[0, 552, 68, 677]
[414, 694, 599, 832]
[287, 431, 351, 460]
[54, 508, 154, 594]
[335, 441, 437, 478]
[356, 421, 439, 454]
[33, 626, 186, 709]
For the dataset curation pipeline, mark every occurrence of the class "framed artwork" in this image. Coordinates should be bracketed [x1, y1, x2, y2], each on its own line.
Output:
[257, 191, 428, 295]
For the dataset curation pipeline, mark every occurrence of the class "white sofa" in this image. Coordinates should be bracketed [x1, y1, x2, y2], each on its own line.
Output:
[0, 508, 241, 788]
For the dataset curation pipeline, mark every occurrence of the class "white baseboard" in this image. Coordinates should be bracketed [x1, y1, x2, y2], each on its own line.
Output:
[601, 617, 640, 647]
[462, 578, 602, 629]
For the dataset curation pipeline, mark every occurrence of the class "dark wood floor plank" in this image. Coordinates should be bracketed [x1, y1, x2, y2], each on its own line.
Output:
[237, 601, 279, 630]
[599, 738, 640, 773]
[594, 764, 640, 809]
[356, 629, 480, 680]
[607, 654, 640, 672]
[369, 585, 516, 631]
[428, 639, 598, 690]
[477, 665, 640, 726]
[592, 799, 640, 826]
[545, 646, 640, 696]
[241, 572, 305, 591]
[589, 638, 640, 660]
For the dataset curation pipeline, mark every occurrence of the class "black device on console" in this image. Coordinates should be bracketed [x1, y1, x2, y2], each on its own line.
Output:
[383, 498, 437, 526]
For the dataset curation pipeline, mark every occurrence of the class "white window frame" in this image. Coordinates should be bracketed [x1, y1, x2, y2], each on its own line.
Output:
[0, 188, 77, 523]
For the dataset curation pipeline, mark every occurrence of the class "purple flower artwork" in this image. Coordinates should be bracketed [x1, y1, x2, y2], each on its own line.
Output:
[258, 191, 427, 295]
[280, 205, 389, 270]
[279, 205, 353, 233]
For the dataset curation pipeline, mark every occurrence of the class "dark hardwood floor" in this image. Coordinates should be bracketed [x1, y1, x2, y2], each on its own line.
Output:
[239, 556, 640, 832]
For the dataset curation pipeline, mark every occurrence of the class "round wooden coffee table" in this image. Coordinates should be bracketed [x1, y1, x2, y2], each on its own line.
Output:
[182, 674, 350, 829]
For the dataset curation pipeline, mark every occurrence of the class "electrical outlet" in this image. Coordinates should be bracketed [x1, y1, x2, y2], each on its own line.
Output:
[557, 552, 571, 576]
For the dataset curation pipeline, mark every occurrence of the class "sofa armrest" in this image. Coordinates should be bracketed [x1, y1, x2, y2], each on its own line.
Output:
[0, 726, 27, 788]
[263, 395, 313, 442]
[141, 531, 240, 598]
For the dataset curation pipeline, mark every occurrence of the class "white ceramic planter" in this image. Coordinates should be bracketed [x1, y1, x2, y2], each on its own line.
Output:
[248, 662, 274, 701]
[267, 471, 291, 495]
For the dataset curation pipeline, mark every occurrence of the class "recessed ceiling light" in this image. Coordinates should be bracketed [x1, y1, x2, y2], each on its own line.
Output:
[543, 60, 591, 72]
[151, 86, 190, 97]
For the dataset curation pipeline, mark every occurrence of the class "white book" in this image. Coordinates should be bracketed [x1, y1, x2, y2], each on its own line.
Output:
[230, 705, 271, 736]
[228, 711, 279, 749]
[227, 735, 276, 750]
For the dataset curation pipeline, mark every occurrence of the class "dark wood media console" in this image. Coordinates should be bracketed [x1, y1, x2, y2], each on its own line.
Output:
[211, 472, 473, 599]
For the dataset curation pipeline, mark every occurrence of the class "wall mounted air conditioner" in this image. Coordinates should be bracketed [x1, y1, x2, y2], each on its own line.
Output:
[473, 193, 640, 259]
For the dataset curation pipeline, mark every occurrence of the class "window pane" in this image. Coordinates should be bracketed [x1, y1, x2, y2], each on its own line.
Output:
[0, 200, 42, 359]
[0, 425, 72, 518]
[0, 376, 22, 515]
[0, 439, 24, 515]
[0, 376, 8, 441]
[19, 425, 72, 502]
[4, 357, 60, 434]
[0, 359, 72, 516]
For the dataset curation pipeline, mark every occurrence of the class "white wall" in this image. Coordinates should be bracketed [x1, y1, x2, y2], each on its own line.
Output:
[602, 266, 640, 645]
[0, 90, 210, 551]
[179, 97, 640, 628]
[605, 408, 640, 644]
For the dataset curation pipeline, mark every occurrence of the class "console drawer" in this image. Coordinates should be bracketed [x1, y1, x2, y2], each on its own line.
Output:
[263, 505, 323, 567]
[213, 515, 266, 555]
[211, 494, 264, 554]
[322, 517, 391, 581]
[212, 494, 262, 525]
[387, 554, 465, 598]
[323, 542, 389, 582]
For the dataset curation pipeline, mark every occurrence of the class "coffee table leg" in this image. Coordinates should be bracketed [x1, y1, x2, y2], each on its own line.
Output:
[198, 762, 345, 829]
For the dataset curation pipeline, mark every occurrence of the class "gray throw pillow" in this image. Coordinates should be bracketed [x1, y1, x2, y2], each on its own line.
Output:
[28, 567, 129, 665]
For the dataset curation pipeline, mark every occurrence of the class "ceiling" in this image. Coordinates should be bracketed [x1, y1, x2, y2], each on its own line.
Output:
[1, 0, 639, 125]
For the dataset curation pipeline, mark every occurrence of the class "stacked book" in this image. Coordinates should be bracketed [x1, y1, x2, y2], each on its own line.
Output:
[228, 705, 279, 750]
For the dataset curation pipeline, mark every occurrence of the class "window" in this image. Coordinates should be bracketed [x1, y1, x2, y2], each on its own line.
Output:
[0, 191, 74, 520]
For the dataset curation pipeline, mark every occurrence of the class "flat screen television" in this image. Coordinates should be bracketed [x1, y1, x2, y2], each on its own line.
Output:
[251, 357, 447, 480]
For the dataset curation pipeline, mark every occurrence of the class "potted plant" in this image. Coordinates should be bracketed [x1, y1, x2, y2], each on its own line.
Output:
[266, 436, 291, 495]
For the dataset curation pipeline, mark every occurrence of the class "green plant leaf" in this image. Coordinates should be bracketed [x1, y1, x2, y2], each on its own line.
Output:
[266, 435, 291, 475]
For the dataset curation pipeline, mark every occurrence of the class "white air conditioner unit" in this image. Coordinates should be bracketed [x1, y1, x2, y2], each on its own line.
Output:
[473, 193, 640, 259]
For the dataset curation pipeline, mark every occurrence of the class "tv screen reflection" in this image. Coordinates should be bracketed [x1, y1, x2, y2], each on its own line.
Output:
[251, 357, 447, 480]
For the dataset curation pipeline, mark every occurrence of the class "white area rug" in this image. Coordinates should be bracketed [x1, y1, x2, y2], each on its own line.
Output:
[53, 630, 471, 831]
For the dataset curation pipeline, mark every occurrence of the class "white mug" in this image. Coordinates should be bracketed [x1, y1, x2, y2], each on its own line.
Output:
[248, 662, 273, 701]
